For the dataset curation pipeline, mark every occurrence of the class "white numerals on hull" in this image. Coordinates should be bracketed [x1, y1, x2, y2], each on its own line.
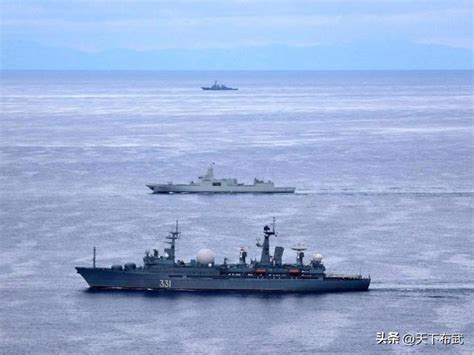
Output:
[159, 280, 172, 288]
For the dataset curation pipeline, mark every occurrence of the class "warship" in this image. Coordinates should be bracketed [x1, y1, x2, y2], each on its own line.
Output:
[201, 80, 238, 91]
[146, 164, 295, 194]
[76, 220, 370, 293]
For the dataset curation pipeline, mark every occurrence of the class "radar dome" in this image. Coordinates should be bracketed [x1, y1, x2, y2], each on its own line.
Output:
[312, 253, 323, 262]
[196, 249, 215, 265]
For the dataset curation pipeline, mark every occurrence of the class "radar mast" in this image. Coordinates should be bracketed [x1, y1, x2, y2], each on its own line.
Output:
[257, 217, 277, 264]
[164, 220, 181, 262]
[203, 162, 215, 180]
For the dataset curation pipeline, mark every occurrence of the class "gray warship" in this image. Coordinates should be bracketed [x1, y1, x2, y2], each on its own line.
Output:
[146, 164, 295, 194]
[201, 80, 238, 91]
[76, 220, 370, 293]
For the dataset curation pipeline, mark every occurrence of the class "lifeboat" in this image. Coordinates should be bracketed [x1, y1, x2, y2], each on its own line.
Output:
[288, 268, 302, 277]
[255, 268, 267, 276]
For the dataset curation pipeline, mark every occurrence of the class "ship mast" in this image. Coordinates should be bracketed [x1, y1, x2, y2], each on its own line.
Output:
[92, 246, 96, 268]
[164, 220, 181, 262]
[257, 217, 276, 264]
[205, 162, 215, 179]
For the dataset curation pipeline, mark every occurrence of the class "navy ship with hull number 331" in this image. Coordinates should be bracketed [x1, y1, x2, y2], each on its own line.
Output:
[76, 220, 370, 293]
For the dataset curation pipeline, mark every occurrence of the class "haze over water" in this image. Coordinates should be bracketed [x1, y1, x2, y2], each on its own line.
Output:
[1, 70, 473, 353]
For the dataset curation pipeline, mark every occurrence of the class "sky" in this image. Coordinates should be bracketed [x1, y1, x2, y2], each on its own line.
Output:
[1, 0, 473, 69]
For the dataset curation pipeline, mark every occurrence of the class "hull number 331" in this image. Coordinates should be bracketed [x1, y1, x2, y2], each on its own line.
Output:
[159, 280, 171, 288]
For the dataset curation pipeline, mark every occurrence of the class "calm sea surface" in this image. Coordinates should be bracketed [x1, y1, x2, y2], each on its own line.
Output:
[1, 71, 473, 354]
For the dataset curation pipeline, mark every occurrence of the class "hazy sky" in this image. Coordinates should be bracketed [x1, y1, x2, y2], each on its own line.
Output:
[2, 0, 473, 52]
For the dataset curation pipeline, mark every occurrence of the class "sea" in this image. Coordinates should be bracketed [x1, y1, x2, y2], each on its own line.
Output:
[0, 70, 473, 354]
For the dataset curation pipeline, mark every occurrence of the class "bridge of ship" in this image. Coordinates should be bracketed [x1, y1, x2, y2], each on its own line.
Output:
[188, 164, 275, 187]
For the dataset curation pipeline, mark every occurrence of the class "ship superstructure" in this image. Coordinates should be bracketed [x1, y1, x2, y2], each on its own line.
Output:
[76, 220, 370, 293]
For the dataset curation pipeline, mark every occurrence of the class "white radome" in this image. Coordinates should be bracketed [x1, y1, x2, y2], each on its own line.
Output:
[312, 253, 323, 262]
[196, 249, 215, 265]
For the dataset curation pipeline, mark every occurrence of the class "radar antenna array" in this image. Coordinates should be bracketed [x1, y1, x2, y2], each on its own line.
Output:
[291, 246, 307, 252]
[263, 217, 278, 237]
[291, 244, 307, 265]
[165, 220, 181, 245]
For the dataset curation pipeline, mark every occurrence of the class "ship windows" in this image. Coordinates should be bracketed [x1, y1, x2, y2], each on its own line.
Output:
[212, 182, 221, 186]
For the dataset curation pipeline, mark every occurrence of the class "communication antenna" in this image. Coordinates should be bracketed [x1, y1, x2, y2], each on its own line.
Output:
[291, 245, 307, 265]
[164, 220, 181, 262]
[92, 246, 96, 268]
[291, 246, 307, 252]
[166, 220, 181, 243]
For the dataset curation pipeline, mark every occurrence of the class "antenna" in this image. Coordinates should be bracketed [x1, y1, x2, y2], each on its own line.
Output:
[259, 220, 277, 264]
[163, 219, 182, 262]
[291, 246, 307, 251]
[272, 217, 276, 234]
[166, 219, 181, 243]
[291, 245, 307, 265]
[92, 246, 96, 268]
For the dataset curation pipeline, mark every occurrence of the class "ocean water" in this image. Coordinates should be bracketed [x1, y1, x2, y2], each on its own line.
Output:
[0, 70, 473, 354]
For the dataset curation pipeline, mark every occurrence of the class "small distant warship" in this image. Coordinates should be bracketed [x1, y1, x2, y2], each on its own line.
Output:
[201, 80, 238, 91]
[76, 220, 370, 293]
[146, 163, 295, 194]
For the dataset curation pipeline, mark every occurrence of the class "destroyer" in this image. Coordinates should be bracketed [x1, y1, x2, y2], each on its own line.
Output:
[76, 220, 370, 293]
[146, 164, 295, 194]
[201, 80, 238, 91]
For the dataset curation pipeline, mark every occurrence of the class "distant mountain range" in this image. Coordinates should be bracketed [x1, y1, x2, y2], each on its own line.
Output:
[1, 40, 472, 70]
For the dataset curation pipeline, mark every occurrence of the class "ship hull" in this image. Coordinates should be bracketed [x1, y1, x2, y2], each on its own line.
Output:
[146, 184, 295, 194]
[201, 87, 238, 91]
[76, 268, 370, 293]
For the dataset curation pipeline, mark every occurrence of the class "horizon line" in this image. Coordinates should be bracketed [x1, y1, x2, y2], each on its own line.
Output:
[2, 69, 473, 72]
